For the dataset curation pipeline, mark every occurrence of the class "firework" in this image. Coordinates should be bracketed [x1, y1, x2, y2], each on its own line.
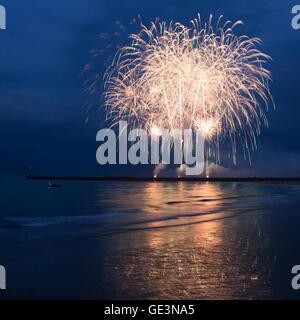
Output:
[87, 14, 273, 165]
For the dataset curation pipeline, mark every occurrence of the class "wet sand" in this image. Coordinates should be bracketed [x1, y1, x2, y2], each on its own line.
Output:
[2, 211, 298, 300]
[1, 177, 300, 300]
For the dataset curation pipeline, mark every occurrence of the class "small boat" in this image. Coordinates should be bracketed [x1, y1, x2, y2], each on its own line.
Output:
[48, 181, 62, 188]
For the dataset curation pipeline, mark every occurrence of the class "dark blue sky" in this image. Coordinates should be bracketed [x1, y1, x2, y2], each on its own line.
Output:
[0, 0, 299, 176]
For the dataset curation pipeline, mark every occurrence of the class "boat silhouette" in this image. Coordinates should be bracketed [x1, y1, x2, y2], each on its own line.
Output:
[48, 181, 62, 188]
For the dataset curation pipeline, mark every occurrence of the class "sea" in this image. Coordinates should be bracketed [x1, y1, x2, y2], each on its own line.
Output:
[1, 174, 300, 299]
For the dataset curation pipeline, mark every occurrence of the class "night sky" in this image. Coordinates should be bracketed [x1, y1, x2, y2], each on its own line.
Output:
[0, 0, 299, 177]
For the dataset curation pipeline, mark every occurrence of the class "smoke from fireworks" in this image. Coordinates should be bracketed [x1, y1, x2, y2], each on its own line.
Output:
[85, 14, 273, 165]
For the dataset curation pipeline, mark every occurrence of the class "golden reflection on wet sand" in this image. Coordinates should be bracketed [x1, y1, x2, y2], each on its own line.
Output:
[101, 182, 276, 299]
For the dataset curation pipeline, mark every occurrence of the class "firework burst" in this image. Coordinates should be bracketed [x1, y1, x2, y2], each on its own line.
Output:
[86, 14, 273, 165]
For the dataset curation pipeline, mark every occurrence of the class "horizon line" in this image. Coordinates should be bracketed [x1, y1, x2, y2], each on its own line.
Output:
[26, 176, 300, 183]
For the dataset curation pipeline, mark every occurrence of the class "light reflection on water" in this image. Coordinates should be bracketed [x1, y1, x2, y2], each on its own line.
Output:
[95, 182, 297, 299]
[1, 176, 300, 299]
[102, 214, 274, 299]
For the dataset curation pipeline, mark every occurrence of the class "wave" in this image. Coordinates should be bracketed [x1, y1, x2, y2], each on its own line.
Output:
[1, 209, 140, 228]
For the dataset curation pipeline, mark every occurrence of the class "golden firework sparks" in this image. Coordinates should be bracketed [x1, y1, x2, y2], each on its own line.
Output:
[87, 14, 273, 165]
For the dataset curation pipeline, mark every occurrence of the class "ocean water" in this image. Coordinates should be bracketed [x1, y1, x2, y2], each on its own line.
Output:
[1, 174, 300, 299]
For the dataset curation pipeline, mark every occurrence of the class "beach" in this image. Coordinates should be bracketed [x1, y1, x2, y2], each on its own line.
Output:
[1, 175, 300, 299]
